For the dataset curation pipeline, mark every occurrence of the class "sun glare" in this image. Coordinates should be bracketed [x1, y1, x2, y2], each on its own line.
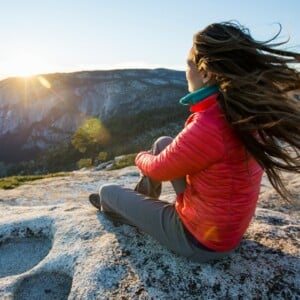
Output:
[37, 76, 51, 89]
[3, 51, 53, 78]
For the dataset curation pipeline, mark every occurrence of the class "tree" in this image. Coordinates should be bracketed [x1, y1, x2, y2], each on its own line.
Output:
[97, 151, 108, 162]
[71, 118, 110, 160]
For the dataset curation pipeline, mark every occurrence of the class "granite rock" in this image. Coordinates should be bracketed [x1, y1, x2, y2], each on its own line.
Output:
[0, 166, 299, 299]
[0, 69, 186, 163]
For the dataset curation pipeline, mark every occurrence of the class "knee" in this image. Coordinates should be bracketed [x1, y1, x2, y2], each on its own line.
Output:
[153, 136, 173, 154]
[99, 184, 120, 203]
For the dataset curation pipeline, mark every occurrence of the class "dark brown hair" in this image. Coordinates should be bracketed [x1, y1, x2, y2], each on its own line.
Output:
[192, 21, 300, 201]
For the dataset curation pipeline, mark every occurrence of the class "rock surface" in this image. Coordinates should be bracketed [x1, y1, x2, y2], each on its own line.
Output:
[0, 166, 299, 299]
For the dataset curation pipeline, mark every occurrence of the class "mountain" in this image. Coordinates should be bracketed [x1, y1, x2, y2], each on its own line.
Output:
[0, 69, 188, 165]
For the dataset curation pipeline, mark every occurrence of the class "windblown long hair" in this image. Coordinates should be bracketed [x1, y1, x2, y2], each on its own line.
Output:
[191, 21, 300, 201]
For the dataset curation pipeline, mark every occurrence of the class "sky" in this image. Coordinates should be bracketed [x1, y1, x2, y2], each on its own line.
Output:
[0, 0, 299, 80]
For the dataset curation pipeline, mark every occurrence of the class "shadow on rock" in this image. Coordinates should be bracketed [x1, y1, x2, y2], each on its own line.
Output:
[0, 217, 54, 278]
[0, 238, 52, 278]
[96, 211, 300, 299]
[13, 272, 72, 300]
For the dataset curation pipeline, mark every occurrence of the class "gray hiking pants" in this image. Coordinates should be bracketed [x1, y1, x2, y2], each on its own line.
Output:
[99, 136, 233, 263]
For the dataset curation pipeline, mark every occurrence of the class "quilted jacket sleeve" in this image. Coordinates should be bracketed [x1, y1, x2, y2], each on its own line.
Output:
[135, 112, 225, 181]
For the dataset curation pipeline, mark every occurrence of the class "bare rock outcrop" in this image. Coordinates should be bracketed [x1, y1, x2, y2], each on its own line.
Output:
[0, 167, 299, 299]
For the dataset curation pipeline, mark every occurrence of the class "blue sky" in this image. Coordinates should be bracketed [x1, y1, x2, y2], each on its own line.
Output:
[0, 0, 299, 79]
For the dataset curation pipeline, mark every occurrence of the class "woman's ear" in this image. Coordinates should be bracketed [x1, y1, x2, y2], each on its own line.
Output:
[202, 71, 214, 84]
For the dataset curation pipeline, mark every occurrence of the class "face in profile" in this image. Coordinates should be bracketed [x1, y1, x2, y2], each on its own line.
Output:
[185, 49, 209, 92]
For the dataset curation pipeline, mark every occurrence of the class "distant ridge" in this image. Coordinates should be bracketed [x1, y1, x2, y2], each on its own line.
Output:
[0, 69, 188, 167]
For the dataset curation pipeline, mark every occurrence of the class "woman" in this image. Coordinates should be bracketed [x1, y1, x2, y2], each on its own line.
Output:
[89, 22, 300, 262]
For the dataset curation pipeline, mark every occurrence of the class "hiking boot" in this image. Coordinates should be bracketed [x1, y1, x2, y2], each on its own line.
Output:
[134, 175, 161, 198]
[89, 193, 101, 210]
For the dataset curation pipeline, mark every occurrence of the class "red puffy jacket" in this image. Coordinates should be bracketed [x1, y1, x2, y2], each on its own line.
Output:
[135, 94, 263, 252]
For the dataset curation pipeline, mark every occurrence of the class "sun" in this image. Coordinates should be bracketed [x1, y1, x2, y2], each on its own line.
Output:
[3, 51, 53, 78]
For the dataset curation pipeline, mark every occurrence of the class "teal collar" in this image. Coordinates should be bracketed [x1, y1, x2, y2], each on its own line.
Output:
[180, 85, 219, 105]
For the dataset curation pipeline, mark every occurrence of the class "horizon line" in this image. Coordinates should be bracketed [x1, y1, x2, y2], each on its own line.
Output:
[0, 63, 186, 81]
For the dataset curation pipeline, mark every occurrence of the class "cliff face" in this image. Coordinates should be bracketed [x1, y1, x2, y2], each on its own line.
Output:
[0, 69, 187, 162]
